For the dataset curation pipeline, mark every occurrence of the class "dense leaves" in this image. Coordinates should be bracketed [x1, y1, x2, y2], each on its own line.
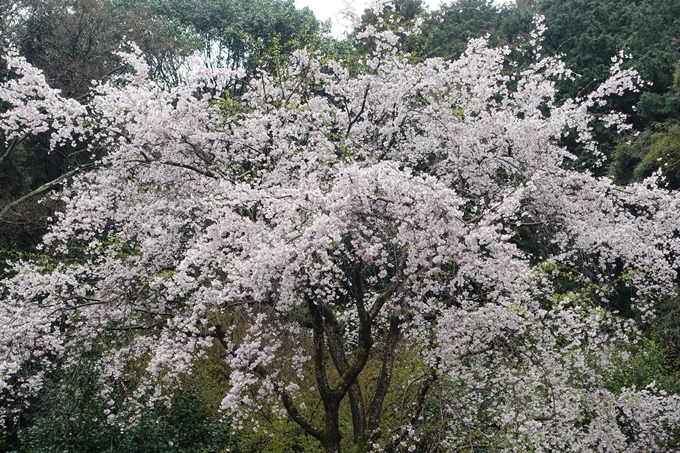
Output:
[148, 0, 327, 72]
[6, 366, 233, 453]
[422, 0, 533, 61]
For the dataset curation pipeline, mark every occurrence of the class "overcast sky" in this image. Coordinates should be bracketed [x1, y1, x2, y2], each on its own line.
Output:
[295, 0, 447, 37]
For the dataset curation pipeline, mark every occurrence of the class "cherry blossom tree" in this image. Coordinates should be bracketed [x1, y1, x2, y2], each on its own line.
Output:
[1, 7, 680, 452]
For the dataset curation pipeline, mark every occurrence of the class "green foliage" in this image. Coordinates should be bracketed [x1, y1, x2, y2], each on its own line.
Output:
[0, 135, 66, 253]
[421, 0, 533, 61]
[3, 359, 236, 453]
[147, 0, 328, 72]
[637, 90, 680, 124]
[517, 0, 680, 172]
[238, 419, 321, 453]
[531, 0, 678, 99]
[610, 63, 680, 186]
[611, 123, 680, 188]
[606, 338, 680, 395]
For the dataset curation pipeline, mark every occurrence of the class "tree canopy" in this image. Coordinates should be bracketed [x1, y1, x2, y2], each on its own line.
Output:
[2, 2, 680, 453]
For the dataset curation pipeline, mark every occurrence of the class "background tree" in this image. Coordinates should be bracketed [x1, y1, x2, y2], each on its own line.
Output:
[353, 0, 428, 57]
[534, 0, 680, 170]
[0, 0, 202, 261]
[421, 0, 533, 61]
[147, 0, 328, 74]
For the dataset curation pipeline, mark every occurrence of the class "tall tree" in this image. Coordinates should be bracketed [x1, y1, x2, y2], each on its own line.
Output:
[422, 0, 533, 61]
[2, 8, 680, 453]
[148, 0, 327, 72]
[536, 0, 680, 137]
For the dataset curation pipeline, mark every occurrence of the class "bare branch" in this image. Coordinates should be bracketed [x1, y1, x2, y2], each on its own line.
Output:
[253, 365, 327, 444]
[0, 133, 28, 166]
[0, 164, 94, 220]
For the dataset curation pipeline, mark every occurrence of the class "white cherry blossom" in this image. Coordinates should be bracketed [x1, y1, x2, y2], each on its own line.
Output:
[0, 8, 678, 452]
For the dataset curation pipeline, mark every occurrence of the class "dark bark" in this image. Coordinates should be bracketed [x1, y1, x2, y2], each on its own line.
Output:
[319, 302, 367, 444]
[288, 260, 406, 453]
[367, 308, 401, 439]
